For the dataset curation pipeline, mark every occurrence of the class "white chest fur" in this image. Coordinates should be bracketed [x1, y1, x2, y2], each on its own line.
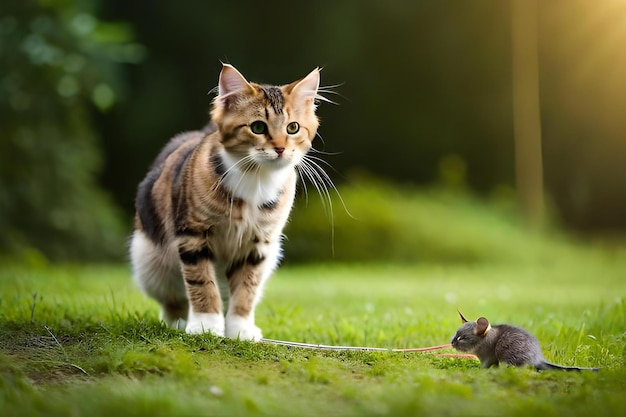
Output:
[219, 149, 294, 208]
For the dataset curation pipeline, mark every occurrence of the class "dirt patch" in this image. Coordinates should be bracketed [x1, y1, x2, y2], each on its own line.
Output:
[1, 328, 91, 385]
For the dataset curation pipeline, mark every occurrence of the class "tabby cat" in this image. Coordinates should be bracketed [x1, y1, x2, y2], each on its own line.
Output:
[130, 64, 321, 340]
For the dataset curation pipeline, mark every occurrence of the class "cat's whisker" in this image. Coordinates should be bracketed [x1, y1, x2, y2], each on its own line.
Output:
[304, 169, 331, 219]
[303, 173, 336, 253]
[213, 155, 243, 191]
[315, 82, 346, 106]
[249, 161, 265, 205]
[316, 84, 345, 105]
[309, 146, 343, 157]
[295, 165, 310, 206]
[213, 154, 258, 226]
[318, 82, 344, 92]
[230, 156, 259, 199]
[305, 154, 346, 179]
[314, 131, 328, 149]
[207, 85, 219, 96]
[214, 154, 256, 191]
[298, 158, 338, 255]
[299, 159, 332, 215]
[302, 156, 353, 220]
[315, 94, 337, 105]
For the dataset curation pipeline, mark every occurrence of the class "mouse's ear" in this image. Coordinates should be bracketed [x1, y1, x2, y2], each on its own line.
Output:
[457, 310, 468, 323]
[475, 317, 492, 336]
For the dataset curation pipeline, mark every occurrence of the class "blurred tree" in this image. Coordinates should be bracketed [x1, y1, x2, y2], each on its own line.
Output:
[511, 0, 545, 227]
[540, 0, 626, 233]
[0, 0, 143, 261]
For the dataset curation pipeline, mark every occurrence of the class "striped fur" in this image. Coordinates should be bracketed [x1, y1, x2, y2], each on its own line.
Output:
[130, 64, 320, 340]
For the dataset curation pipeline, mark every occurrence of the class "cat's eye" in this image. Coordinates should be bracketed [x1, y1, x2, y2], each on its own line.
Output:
[250, 121, 268, 135]
[286, 122, 300, 135]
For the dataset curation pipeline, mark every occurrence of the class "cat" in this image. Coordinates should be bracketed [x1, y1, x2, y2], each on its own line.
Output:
[130, 63, 322, 340]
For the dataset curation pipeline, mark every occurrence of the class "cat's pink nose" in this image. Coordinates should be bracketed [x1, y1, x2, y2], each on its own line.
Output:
[274, 147, 285, 156]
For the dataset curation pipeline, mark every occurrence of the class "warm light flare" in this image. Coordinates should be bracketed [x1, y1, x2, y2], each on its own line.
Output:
[541, 0, 626, 155]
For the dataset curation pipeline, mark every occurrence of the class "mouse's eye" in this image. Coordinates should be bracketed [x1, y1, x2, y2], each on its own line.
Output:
[457, 336, 464, 341]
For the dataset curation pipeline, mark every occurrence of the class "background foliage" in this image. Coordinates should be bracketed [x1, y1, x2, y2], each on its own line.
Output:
[2, 0, 626, 261]
[0, 0, 143, 260]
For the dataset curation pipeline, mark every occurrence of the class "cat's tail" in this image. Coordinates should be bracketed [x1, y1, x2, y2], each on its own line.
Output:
[537, 361, 600, 372]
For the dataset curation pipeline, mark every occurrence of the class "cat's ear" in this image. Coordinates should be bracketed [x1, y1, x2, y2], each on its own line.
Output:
[457, 309, 468, 323]
[218, 64, 254, 97]
[285, 68, 320, 103]
[475, 317, 491, 336]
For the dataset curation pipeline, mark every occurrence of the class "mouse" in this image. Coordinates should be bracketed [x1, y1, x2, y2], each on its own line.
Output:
[450, 311, 599, 371]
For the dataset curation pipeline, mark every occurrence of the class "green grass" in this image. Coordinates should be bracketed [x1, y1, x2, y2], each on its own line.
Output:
[1, 254, 625, 416]
[1, 183, 625, 416]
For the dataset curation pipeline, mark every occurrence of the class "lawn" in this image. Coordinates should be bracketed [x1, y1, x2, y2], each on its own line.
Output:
[1, 251, 625, 416]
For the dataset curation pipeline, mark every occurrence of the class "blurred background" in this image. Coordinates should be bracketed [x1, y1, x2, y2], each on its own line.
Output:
[2, 0, 625, 263]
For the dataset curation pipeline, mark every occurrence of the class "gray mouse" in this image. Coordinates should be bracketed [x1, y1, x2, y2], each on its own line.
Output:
[450, 311, 599, 371]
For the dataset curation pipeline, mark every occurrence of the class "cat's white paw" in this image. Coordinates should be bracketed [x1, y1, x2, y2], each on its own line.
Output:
[225, 315, 263, 341]
[185, 312, 225, 336]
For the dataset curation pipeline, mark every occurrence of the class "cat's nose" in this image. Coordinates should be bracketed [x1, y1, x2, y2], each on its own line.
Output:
[274, 147, 285, 156]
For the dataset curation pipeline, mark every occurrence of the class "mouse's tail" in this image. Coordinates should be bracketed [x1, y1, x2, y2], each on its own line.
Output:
[537, 361, 600, 372]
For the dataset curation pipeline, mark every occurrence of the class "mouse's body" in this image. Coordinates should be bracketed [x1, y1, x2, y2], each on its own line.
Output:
[451, 312, 599, 371]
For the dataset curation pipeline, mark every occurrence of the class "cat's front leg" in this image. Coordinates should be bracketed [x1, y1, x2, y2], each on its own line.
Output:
[225, 312, 262, 341]
[178, 238, 225, 336]
[225, 265, 263, 341]
[224, 248, 277, 341]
